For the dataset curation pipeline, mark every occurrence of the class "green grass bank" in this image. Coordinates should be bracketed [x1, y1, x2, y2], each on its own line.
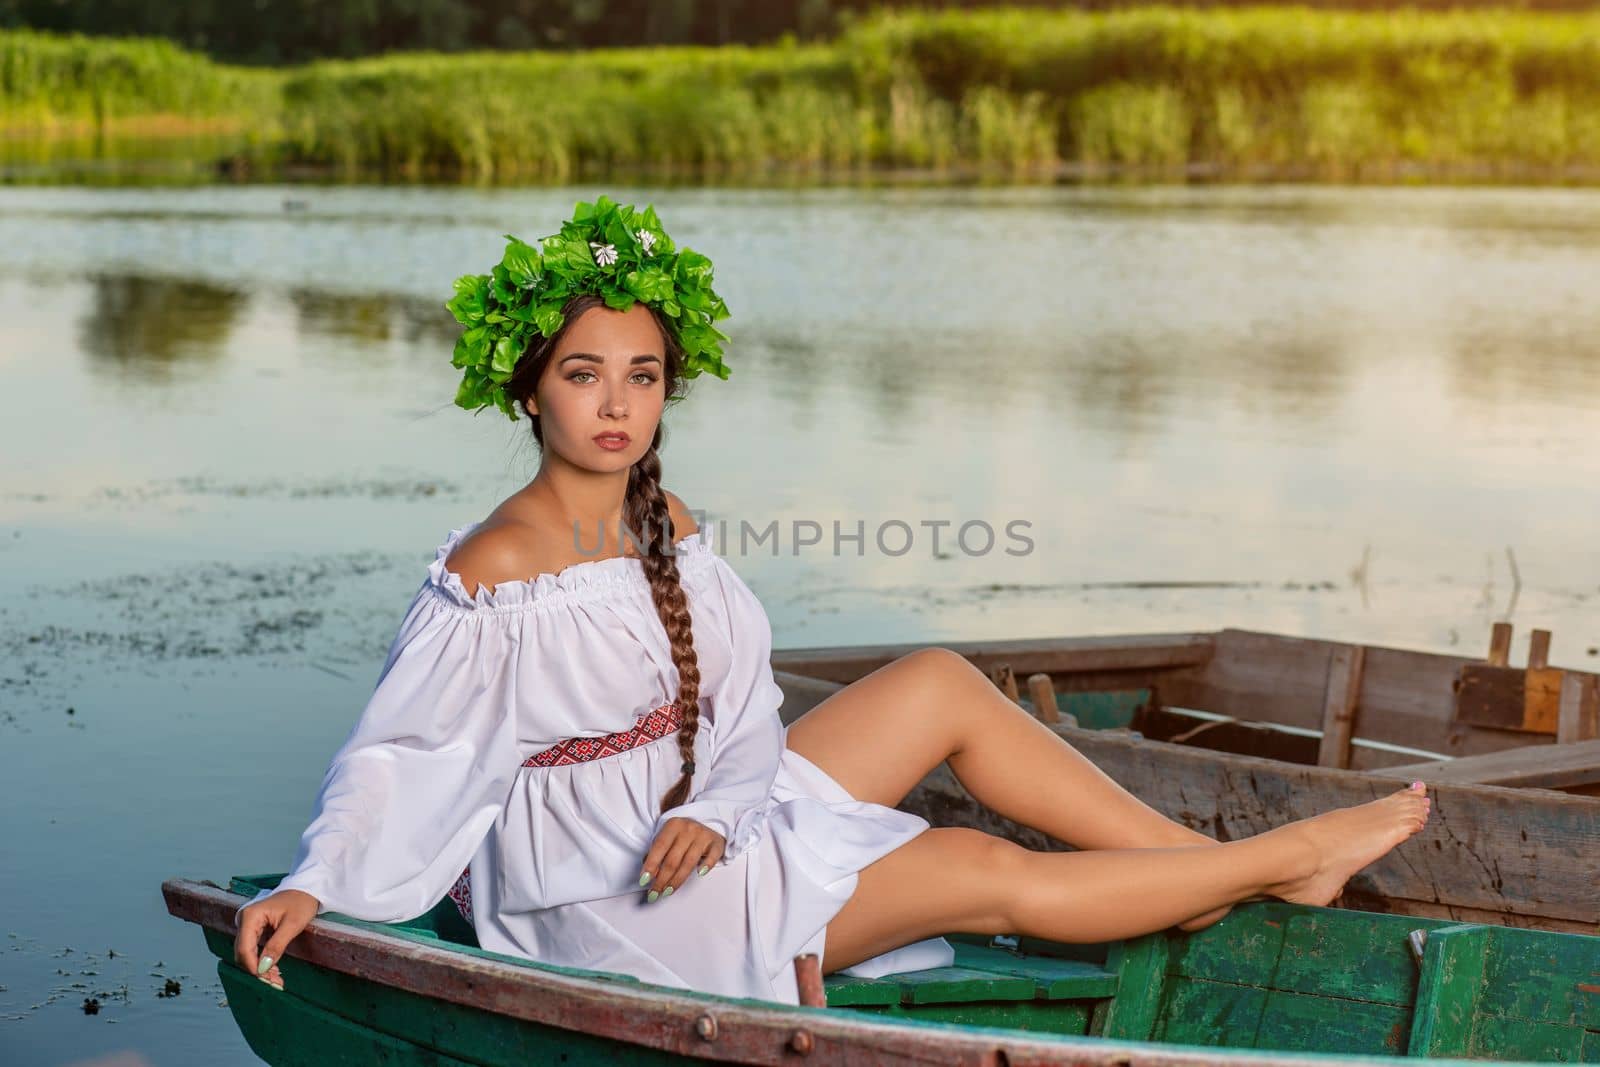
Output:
[4, 7, 1600, 182]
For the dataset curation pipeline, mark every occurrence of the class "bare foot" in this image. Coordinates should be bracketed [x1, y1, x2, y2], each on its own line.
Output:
[1264, 782, 1431, 907]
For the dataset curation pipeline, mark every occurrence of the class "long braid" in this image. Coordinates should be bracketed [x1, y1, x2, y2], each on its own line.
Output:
[624, 443, 702, 813]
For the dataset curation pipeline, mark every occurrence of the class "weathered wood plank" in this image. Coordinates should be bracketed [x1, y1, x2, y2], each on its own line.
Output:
[1162, 629, 1581, 758]
[1027, 673, 1060, 725]
[1488, 622, 1513, 667]
[1479, 925, 1600, 1029]
[1316, 645, 1363, 769]
[1406, 926, 1489, 1058]
[1559, 672, 1600, 745]
[947, 943, 1118, 1000]
[1153, 978, 1268, 1048]
[1454, 664, 1564, 735]
[896, 726, 1600, 930]
[1167, 909, 1286, 987]
[1471, 1014, 1589, 1061]
[821, 973, 900, 1007]
[1272, 910, 1427, 1007]
[991, 663, 1021, 705]
[1528, 629, 1553, 670]
[1373, 738, 1600, 790]
[886, 965, 1036, 1005]
[1097, 934, 1170, 1041]
[859, 999, 1094, 1035]
[1256, 988, 1411, 1055]
[771, 632, 1216, 685]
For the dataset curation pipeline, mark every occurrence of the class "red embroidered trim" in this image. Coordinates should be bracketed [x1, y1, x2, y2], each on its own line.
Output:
[522, 702, 683, 768]
[447, 703, 685, 927]
[447, 867, 472, 925]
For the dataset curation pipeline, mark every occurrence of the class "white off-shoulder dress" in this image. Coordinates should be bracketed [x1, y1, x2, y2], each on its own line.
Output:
[245, 520, 954, 1005]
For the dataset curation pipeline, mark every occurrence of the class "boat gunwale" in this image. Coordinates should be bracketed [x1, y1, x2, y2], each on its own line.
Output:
[161, 878, 1545, 1067]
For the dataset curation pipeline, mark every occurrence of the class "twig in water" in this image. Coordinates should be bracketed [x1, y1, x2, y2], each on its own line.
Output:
[1502, 545, 1522, 620]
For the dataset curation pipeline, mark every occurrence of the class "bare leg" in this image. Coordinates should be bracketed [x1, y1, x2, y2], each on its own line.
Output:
[821, 786, 1430, 974]
[786, 647, 1233, 928]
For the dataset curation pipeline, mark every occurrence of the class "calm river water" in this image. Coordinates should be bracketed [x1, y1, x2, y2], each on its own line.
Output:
[2, 183, 1598, 1064]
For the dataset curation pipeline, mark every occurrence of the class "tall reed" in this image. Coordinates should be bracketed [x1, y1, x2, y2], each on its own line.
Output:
[5, 8, 1599, 180]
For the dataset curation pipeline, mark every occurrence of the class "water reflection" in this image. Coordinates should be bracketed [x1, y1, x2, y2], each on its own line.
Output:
[1448, 314, 1600, 408]
[289, 288, 456, 346]
[77, 273, 244, 375]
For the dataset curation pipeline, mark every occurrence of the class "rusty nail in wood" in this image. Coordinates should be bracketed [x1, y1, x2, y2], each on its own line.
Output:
[788, 1028, 814, 1054]
[694, 1013, 718, 1040]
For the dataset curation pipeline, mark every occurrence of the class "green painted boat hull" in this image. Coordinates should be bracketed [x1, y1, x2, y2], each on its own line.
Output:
[179, 875, 1598, 1065]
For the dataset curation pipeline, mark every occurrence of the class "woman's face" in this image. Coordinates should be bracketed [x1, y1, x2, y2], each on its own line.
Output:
[530, 302, 668, 471]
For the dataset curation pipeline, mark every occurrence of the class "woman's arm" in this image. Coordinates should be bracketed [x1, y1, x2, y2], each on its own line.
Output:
[234, 586, 527, 984]
[646, 556, 786, 864]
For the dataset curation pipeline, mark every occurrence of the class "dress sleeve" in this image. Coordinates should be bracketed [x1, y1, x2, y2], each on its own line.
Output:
[242, 586, 527, 923]
[651, 556, 786, 865]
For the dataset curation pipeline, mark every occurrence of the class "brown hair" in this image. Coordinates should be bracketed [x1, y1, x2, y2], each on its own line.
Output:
[504, 293, 702, 814]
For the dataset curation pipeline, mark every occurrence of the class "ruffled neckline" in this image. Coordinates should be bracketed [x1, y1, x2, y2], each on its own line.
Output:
[426, 520, 718, 613]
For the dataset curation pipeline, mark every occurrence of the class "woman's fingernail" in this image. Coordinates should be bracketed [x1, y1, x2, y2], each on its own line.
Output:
[662, 886, 674, 897]
[697, 865, 709, 877]
[256, 955, 274, 976]
[1411, 780, 1424, 791]
[639, 872, 652, 886]
[647, 889, 660, 903]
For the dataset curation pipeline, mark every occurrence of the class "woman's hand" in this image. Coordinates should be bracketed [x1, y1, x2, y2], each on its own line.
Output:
[233, 889, 319, 989]
[639, 817, 725, 900]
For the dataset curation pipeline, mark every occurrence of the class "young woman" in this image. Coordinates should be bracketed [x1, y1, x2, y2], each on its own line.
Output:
[234, 199, 1431, 1007]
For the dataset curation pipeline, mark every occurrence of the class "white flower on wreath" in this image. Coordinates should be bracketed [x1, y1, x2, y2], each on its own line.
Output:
[636, 228, 656, 255]
[590, 241, 618, 267]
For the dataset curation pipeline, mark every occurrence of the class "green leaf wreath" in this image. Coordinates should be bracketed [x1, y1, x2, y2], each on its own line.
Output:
[444, 195, 732, 421]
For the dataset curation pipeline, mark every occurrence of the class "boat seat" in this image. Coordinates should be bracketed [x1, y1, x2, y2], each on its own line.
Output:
[824, 937, 1119, 1008]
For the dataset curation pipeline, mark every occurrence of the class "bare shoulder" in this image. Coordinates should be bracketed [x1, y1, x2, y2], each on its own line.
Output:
[442, 521, 552, 597]
[663, 489, 700, 540]
[444, 495, 698, 596]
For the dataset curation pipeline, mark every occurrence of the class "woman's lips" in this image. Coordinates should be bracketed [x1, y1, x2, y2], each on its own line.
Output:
[593, 433, 630, 451]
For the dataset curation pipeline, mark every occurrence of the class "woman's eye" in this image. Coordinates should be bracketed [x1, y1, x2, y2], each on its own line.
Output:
[568, 371, 656, 384]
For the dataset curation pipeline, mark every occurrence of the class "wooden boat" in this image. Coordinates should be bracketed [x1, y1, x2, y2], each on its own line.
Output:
[771, 626, 1600, 935]
[165, 874, 1598, 1065]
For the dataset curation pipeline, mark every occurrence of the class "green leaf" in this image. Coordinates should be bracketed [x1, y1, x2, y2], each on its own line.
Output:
[491, 336, 517, 376]
[446, 274, 488, 326]
[603, 212, 632, 253]
[534, 302, 566, 335]
[500, 236, 541, 284]
[623, 266, 673, 303]
[675, 249, 712, 284]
